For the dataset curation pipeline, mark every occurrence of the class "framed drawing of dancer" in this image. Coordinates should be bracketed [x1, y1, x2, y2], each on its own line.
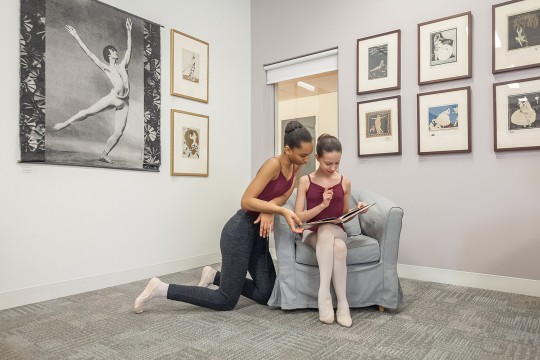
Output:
[19, 0, 162, 171]
[357, 30, 401, 95]
[417, 87, 471, 155]
[357, 96, 402, 157]
[170, 29, 209, 103]
[171, 109, 209, 176]
[493, 76, 540, 151]
[418, 12, 472, 85]
[493, 0, 540, 73]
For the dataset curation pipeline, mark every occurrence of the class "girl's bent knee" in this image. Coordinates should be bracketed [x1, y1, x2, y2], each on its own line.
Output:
[333, 239, 347, 256]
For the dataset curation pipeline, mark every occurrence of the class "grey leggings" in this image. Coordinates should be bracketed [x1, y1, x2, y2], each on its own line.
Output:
[167, 210, 276, 311]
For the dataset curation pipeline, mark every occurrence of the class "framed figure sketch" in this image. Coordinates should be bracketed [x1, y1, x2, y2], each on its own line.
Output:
[171, 109, 209, 176]
[171, 29, 209, 103]
[493, 76, 540, 151]
[357, 96, 401, 156]
[493, 0, 540, 73]
[417, 87, 471, 155]
[357, 30, 401, 95]
[418, 12, 472, 85]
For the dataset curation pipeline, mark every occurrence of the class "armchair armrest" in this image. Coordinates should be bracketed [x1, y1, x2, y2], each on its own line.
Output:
[352, 190, 403, 258]
[273, 201, 299, 269]
[353, 189, 404, 308]
[269, 197, 301, 307]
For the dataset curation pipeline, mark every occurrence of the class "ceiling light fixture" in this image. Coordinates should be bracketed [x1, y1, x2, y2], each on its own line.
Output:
[297, 81, 315, 92]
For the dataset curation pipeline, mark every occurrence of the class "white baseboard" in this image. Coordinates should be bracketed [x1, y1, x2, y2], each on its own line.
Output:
[398, 263, 540, 298]
[0, 252, 221, 311]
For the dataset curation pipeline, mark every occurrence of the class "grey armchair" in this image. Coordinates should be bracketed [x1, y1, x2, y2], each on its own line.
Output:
[268, 189, 403, 311]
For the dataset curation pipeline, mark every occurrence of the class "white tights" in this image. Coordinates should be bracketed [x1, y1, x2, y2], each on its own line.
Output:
[303, 224, 349, 310]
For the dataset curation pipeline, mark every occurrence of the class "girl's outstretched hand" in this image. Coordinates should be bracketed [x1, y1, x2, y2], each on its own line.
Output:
[126, 18, 133, 31]
[282, 208, 304, 234]
[254, 213, 274, 238]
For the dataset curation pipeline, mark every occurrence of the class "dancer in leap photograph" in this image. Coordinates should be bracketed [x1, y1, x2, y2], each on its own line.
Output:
[53, 18, 133, 164]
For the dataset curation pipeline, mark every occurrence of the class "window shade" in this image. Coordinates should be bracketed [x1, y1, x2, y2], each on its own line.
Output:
[263, 48, 338, 85]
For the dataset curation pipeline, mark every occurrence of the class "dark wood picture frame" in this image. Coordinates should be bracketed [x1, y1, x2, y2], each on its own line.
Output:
[357, 95, 402, 157]
[357, 30, 401, 95]
[493, 76, 540, 151]
[492, 0, 540, 74]
[417, 86, 471, 155]
[418, 12, 472, 85]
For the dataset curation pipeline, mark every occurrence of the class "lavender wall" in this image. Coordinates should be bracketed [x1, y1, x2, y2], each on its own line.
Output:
[251, 0, 540, 280]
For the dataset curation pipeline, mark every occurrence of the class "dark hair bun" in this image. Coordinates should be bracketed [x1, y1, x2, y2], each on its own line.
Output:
[283, 120, 312, 149]
[284, 121, 304, 134]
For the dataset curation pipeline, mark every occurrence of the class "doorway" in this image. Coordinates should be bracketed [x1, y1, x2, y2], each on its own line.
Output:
[275, 70, 339, 179]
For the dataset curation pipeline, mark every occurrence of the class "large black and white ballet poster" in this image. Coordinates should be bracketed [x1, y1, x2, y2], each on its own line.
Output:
[19, 0, 161, 171]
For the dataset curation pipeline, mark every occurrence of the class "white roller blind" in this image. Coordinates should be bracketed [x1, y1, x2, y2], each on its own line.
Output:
[263, 48, 338, 84]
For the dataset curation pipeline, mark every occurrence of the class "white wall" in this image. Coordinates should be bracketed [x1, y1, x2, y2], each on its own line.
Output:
[0, 0, 251, 310]
[252, 0, 540, 282]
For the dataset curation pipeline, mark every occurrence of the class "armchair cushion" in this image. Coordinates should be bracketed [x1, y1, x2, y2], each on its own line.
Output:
[294, 234, 380, 267]
[343, 216, 362, 236]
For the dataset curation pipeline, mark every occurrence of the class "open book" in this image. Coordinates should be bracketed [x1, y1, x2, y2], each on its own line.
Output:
[302, 203, 375, 228]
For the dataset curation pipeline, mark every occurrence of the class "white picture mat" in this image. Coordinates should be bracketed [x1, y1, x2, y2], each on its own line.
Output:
[494, 0, 540, 71]
[419, 14, 469, 83]
[358, 32, 399, 92]
[418, 89, 469, 153]
[495, 79, 540, 149]
[172, 31, 209, 101]
[358, 97, 400, 155]
[172, 112, 209, 175]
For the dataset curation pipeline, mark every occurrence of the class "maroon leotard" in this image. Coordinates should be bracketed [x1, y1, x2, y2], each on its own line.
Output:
[306, 174, 345, 230]
[245, 159, 296, 217]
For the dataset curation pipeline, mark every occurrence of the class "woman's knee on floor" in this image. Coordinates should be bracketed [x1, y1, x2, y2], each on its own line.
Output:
[215, 295, 240, 311]
[251, 289, 273, 305]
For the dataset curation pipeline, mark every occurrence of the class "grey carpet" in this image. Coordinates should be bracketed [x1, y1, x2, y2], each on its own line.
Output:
[1, 264, 539, 360]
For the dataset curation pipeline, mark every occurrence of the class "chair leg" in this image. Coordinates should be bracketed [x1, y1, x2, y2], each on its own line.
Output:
[378, 305, 384, 312]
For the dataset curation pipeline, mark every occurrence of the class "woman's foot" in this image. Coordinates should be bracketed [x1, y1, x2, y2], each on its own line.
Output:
[197, 266, 217, 287]
[336, 307, 352, 327]
[134, 277, 167, 314]
[318, 298, 334, 324]
[99, 151, 113, 164]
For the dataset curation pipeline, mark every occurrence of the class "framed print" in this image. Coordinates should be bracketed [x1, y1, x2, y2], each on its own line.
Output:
[417, 87, 471, 155]
[357, 96, 401, 157]
[171, 109, 209, 176]
[493, 76, 540, 151]
[493, 0, 540, 73]
[357, 30, 401, 95]
[418, 12, 472, 85]
[19, 0, 162, 171]
[170, 29, 209, 103]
